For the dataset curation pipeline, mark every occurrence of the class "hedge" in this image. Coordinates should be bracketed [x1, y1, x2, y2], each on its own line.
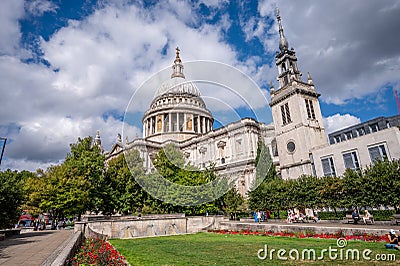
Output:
[317, 210, 395, 221]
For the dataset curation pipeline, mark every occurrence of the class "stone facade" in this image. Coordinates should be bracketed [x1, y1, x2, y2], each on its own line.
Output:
[102, 7, 400, 194]
[105, 48, 277, 196]
[108, 115, 277, 195]
[75, 215, 224, 239]
[311, 123, 400, 177]
[269, 8, 327, 180]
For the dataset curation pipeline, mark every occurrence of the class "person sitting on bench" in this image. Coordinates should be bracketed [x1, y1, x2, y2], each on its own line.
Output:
[351, 208, 360, 224]
[385, 229, 399, 250]
[363, 210, 373, 224]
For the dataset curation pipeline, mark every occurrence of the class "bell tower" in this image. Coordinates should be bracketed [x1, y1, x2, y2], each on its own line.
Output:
[270, 7, 327, 179]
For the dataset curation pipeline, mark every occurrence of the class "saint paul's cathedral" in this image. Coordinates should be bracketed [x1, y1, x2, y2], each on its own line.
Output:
[97, 8, 400, 196]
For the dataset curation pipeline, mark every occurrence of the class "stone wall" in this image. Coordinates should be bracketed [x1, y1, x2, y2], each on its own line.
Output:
[75, 215, 224, 239]
[219, 221, 390, 236]
[74, 216, 392, 241]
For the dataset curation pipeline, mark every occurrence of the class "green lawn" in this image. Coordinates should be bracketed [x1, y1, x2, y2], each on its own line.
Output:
[109, 233, 398, 265]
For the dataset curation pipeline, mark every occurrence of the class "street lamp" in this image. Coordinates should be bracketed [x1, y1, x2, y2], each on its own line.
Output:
[0, 137, 7, 165]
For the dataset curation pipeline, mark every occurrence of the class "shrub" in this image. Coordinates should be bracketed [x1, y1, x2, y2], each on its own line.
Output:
[369, 210, 395, 221]
[67, 238, 127, 266]
[316, 210, 395, 221]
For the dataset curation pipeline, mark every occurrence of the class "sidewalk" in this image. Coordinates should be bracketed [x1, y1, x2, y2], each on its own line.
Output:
[0, 230, 73, 265]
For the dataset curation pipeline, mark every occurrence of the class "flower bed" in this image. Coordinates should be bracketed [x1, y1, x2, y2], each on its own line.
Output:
[208, 229, 388, 242]
[67, 238, 128, 266]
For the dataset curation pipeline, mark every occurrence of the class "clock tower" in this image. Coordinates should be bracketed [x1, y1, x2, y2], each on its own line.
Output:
[270, 7, 327, 179]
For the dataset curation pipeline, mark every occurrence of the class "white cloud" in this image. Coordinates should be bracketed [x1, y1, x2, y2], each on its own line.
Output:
[25, 0, 58, 16]
[0, 0, 25, 56]
[258, 0, 400, 104]
[1, 0, 398, 171]
[2, 115, 139, 168]
[323, 114, 361, 134]
[0, 1, 258, 170]
[199, 0, 229, 8]
[0, 158, 58, 173]
[258, 0, 276, 17]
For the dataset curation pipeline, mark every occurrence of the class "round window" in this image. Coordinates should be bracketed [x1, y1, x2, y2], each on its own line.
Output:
[287, 141, 296, 153]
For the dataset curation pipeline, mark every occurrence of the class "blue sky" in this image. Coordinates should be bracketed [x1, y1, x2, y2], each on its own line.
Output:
[0, 0, 399, 171]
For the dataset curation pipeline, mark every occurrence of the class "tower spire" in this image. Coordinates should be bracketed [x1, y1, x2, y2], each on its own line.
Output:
[94, 130, 101, 146]
[307, 72, 314, 85]
[171, 47, 185, 79]
[93, 130, 103, 153]
[270, 81, 275, 94]
[275, 7, 289, 51]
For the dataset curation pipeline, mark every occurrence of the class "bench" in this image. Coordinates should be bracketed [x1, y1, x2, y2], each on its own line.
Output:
[343, 214, 359, 224]
[363, 215, 374, 224]
[393, 214, 400, 225]
[288, 215, 309, 223]
[343, 214, 374, 224]
[343, 214, 353, 223]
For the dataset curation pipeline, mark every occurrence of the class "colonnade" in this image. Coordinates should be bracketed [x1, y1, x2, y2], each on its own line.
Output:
[144, 112, 212, 137]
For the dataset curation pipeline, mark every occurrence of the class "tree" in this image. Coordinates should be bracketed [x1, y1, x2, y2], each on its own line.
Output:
[292, 175, 320, 211]
[252, 140, 273, 189]
[221, 187, 245, 219]
[25, 137, 106, 220]
[105, 150, 147, 214]
[268, 177, 289, 218]
[0, 170, 27, 228]
[248, 160, 279, 212]
[362, 158, 400, 211]
[36, 164, 92, 219]
[24, 168, 54, 216]
[319, 175, 343, 213]
[143, 144, 223, 215]
[248, 140, 278, 211]
[64, 136, 105, 215]
[342, 168, 364, 209]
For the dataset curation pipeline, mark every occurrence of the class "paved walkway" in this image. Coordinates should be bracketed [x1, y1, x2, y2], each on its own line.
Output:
[0, 230, 73, 266]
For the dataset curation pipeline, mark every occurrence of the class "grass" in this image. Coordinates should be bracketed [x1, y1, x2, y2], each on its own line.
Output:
[109, 233, 399, 265]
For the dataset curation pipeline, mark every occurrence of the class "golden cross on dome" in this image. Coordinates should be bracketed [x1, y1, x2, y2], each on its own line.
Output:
[175, 47, 181, 63]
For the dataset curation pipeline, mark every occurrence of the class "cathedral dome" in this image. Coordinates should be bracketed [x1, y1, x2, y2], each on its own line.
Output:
[155, 76, 201, 98]
[142, 47, 214, 142]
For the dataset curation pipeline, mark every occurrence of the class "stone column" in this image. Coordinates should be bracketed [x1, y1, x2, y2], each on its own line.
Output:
[169, 113, 172, 132]
[254, 132, 258, 154]
[197, 115, 201, 133]
[148, 117, 151, 134]
[248, 130, 253, 157]
[202, 116, 206, 133]
[161, 114, 165, 133]
[184, 113, 187, 131]
[176, 113, 179, 132]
